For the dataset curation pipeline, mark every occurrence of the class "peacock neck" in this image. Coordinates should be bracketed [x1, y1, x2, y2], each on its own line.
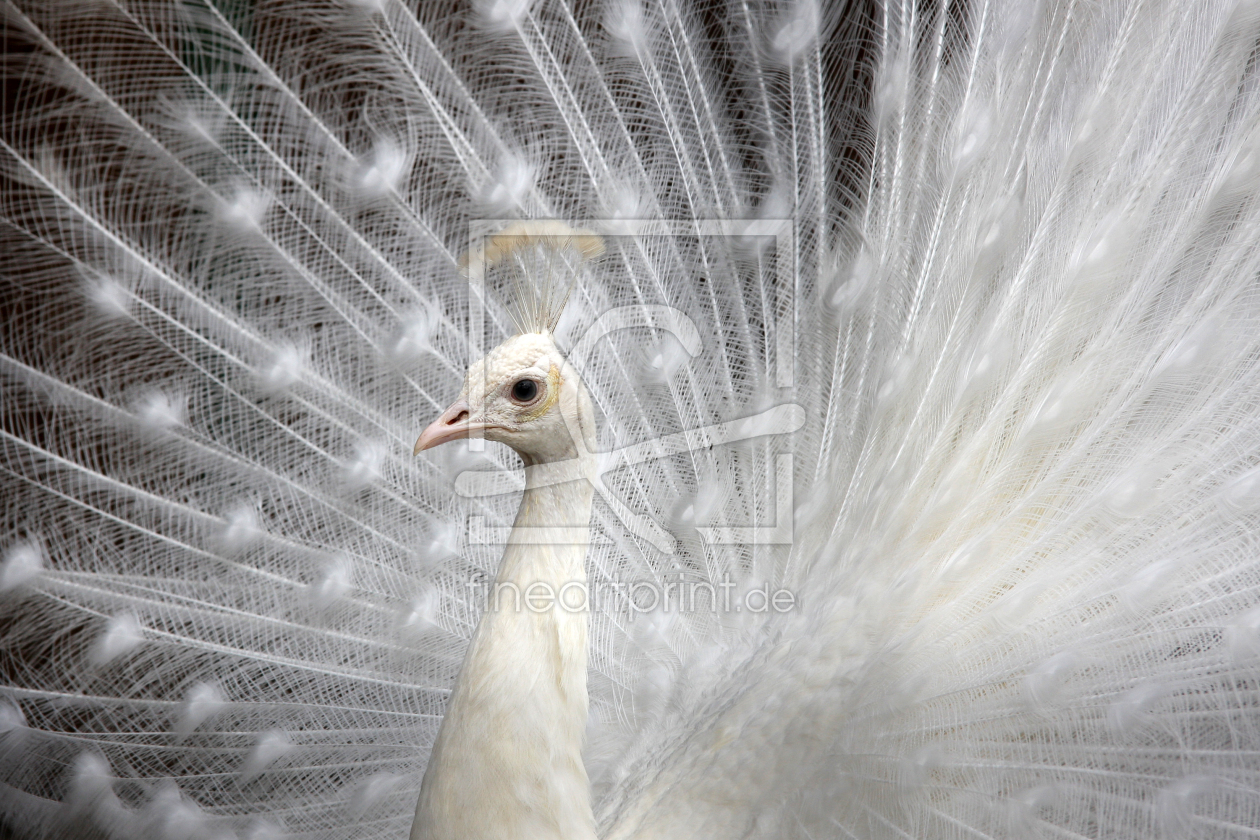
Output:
[497, 455, 598, 583]
[411, 451, 598, 840]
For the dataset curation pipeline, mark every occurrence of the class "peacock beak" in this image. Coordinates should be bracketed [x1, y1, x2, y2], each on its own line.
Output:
[414, 398, 482, 453]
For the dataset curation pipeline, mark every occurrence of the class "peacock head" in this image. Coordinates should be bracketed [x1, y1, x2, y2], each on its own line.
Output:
[414, 330, 594, 465]
[414, 223, 602, 466]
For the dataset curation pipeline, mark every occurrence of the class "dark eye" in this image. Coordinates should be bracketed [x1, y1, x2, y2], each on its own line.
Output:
[510, 378, 539, 403]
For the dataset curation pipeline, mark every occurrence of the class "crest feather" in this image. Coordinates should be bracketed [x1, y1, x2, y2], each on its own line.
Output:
[461, 221, 605, 334]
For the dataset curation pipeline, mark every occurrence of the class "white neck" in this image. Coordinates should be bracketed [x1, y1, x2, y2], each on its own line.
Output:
[411, 455, 598, 840]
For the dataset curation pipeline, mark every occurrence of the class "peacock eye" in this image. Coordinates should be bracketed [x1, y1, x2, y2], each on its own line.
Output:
[510, 378, 540, 404]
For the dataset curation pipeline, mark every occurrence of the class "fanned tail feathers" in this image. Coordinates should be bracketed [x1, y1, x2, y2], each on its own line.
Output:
[2, 0, 1260, 839]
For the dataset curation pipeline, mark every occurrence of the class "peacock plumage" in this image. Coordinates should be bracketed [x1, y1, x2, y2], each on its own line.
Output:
[2, 0, 1260, 837]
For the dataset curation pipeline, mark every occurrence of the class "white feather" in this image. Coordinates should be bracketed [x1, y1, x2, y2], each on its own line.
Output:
[1, 0, 1259, 838]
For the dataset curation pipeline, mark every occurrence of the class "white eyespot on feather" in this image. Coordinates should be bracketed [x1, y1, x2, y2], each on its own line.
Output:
[940, 538, 990, 577]
[1070, 92, 1120, 161]
[640, 334, 691, 385]
[91, 612, 144, 666]
[217, 504, 262, 555]
[308, 556, 354, 611]
[1, 541, 43, 592]
[135, 390, 186, 432]
[68, 751, 112, 793]
[874, 50, 910, 123]
[952, 97, 993, 174]
[388, 309, 436, 365]
[898, 744, 944, 790]
[1157, 776, 1216, 839]
[478, 0, 532, 29]
[631, 604, 678, 647]
[670, 480, 727, 540]
[171, 100, 226, 146]
[996, 0, 1040, 55]
[480, 152, 535, 213]
[219, 186, 271, 233]
[1026, 367, 1097, 434]
[825, 246, 875, 311]
[989, 582, 1045, 631]
[86, 274, 132, 319]
[341, 441, 385, 491]
[606, 182, 646, 219]
[1101, 462, 1165, 519]
[0, 698, 25, 734]
[1119, 557, 1179, 613]
[142, 782, 210, 840]
[1107, 680, 1170, 735]
[1220, 465, 1260, 510]
[877, 354, 915, 405]
[397, 590, 442, 641]
[605, 0, 648, 54]
[341, 0, 387, 12]
[354, 139, 409, 198]
[1225, 606, 1260, 662]
[257, 344, 305, 394]
[176, 682, 228, 736]
[1016, 783, 1060, 815]
[240, 729, 293, 782]
[65, 752, 125, 824]
[961, 334, 1012, 398]
[1152, 316, 1225, 380]
[1023, 650, 1079, 710]
[771, 0, 819, 62]
[1071, 210, 1133, 288]
[974, 179, 1026, 273]
[345, 772, 405, 818]
[425, 520, 461, 564]
[1007, 784, 1060, 832]
[241, 818, 287, 840]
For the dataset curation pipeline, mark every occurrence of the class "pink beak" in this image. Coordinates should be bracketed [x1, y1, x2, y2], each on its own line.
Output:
[414, 398, 480, 454]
